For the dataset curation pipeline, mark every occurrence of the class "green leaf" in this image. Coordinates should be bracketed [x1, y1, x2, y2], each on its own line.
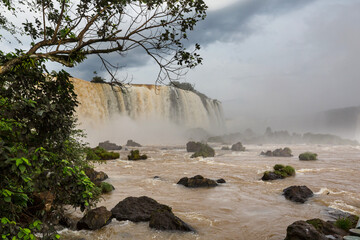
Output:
[19, 165, 26, 173]
[17, 231, 24, 238]
[4, 196, 11, 202]
[16, 158, 23, 166]
[1, 217, 9, 224]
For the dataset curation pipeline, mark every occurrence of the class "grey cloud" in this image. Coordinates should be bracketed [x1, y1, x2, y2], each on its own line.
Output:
[59, 0, 316, 80]
[188, 0, 316, 45]
[54, 47, 151, 81]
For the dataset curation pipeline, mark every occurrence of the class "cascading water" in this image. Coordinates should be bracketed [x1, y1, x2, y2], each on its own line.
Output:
[72, 78, 225, 145]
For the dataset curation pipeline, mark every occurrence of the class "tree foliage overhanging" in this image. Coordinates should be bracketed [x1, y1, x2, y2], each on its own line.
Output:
[0, 0, 208, 83]
[0, 54, 100, 239]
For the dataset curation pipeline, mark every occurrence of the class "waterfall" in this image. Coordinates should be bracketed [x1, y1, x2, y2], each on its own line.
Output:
[72, 78, 225, 145]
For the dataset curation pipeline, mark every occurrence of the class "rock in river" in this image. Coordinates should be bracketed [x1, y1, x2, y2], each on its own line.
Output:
[98, 140, 122, 150]
[283, 185, 313, 203]
[111, 196, 171, 222]
[231, 142, 245, 151]
[149, 208, 194, 232]
[177, 175, 219, 188]
[77, 206, 112, 230]
[126, 139, 142, 147]
[111, 196, 194, 232]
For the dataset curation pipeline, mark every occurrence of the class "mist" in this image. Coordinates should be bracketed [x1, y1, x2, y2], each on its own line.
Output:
[78, 114, 216, 147]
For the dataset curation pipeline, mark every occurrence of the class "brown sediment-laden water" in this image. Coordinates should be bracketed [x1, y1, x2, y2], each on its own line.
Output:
[61, 144, 360, 240]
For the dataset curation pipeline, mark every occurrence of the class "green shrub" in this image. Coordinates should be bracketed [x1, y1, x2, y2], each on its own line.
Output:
[100, 182, 115, 193]
[128, 150, 147, 160]
[86, 147, 119, 160]
[299, 152, 317, 160]
[266, 164, 296, 178]
[335, 217, 352, 231]
[283, 166, 295, 176]
[274, 170, 288, 178]
[274, 164, 285, 171]
[85, 147, 101, 160]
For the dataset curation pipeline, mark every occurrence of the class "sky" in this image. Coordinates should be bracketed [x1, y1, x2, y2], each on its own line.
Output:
[2, 0, 360, 135]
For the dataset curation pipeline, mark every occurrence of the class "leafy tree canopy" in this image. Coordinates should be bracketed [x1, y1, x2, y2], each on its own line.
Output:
[0, 53, 100, 239]
[0, 0, 208, 83]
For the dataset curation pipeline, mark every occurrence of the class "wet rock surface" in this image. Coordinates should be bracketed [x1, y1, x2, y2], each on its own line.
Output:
[186, 142, 215, 158]
[77, 206, 112, 230]
[177, 175, 218, 188]
[283, 185, 313, 203]
[149, 208, 195, 232]
[98, 140, 122, 150]
[126, 140, 142, 147]
[111, 196, 171, 222]
[186, 141, 204, 152]
[110, 196, 194, 232]
[84, 167, 108, 183]
[285, 217, 353, 240]
[285, 220, 328, 240]
[231, 142, 245, 151]
[261, 147, 292, 157]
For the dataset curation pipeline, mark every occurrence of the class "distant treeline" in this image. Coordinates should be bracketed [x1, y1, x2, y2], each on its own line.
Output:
[208, 127, 359, 145]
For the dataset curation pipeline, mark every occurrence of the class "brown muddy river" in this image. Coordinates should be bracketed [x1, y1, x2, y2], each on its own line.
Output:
[61, 144, 360, 240]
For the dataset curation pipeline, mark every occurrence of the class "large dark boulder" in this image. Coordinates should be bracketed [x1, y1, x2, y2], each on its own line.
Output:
[98, 140, 122, 150]
[186, 141, 203, 152]
[149, 208, 194, 232]
[261, 171, 283, 181]
[283, 186, 314, 203]
[285, 218, 350, 240]
[77, 206, 112, 230]
[261, 147, 292, 157]
[111, 196, 171, 222]
[306, 218, 347, 237]
[177, 175, 218, 188]
[231, 142, 245, 151]
[84, 167, 108, 183]
[126, 140, 142, 147]
[186, 142, 215, 158]
[111, 196, 194, 232]
[285, 220, 328, 240]
[190, 147, 215, 158]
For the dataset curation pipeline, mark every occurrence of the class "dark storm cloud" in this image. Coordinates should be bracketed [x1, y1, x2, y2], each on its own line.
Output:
[188, 0, 315, 45]
[61, 47, 150, 81]
[62, 0, 316, 80]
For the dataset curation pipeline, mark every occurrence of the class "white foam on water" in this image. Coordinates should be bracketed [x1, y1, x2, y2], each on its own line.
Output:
[297, 168, 321, 173]
[315, 188, 349, 195]
[329, 200, 359, 215]
[181, 212, 214, 226]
